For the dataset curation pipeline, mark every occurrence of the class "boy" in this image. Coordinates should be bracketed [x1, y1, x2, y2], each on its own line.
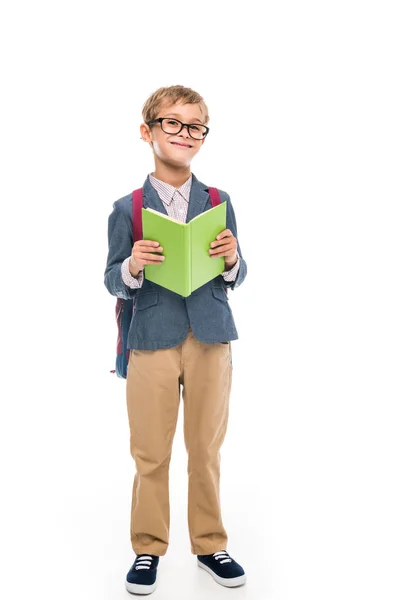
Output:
[104, 85, 247, 595]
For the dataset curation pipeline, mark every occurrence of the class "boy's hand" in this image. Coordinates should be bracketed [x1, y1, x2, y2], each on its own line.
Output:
[209, 229, 238, 267]
[129, 240, 165, 276]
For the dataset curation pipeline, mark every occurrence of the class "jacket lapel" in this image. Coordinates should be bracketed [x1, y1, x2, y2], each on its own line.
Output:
[185, 173, 211, 223]
[141, 175, 169, 215]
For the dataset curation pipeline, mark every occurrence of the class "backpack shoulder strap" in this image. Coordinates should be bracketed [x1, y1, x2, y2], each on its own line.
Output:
[208, 187, 229, 295]
[208, 187, 221, 207]
[132, 188, 143, 241]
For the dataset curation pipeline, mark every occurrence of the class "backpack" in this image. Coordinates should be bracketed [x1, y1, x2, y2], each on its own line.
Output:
[110, 186, 222, 379]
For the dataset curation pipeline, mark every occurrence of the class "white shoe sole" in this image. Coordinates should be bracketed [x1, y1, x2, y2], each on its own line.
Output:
[197, 559, 247, 587]
[125, 579, 157, 595]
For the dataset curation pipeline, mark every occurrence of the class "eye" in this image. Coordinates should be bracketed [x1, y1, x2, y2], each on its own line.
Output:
[190, 125, 200, 131]
[166, 119, 179, 125]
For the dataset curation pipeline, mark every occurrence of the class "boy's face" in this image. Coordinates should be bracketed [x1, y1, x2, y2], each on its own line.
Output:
[140, 101, 206, 167]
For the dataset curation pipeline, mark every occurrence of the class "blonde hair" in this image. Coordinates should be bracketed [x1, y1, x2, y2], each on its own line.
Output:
[142, 85, 209, 125]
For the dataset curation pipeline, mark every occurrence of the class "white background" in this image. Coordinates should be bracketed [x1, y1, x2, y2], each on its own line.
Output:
[1, 1, 399, 599]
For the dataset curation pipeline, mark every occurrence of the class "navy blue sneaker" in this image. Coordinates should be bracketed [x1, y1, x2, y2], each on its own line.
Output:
[125, 554, 159, 595]
[197, 550, 246, 587]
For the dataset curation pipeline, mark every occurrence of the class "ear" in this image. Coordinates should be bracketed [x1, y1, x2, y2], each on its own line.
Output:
[140, 123, 152, 143]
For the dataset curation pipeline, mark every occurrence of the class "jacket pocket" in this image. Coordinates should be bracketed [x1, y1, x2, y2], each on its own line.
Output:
[212, 287, 228, 303]
[135, 291, 159, 310]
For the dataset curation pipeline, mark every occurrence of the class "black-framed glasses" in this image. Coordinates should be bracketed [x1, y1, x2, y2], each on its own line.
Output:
[146, 117, 209, 140]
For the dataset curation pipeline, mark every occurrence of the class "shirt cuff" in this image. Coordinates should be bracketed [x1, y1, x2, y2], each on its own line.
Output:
[121, 257, 144, 288]
[222, 253, 240, 282]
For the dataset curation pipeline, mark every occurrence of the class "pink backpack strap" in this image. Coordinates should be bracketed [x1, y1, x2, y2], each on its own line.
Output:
[110, 188, 144, 375]
[208, 186, 221, 207]
[208, 187, 229, 295]
[132, 188, 143, 241]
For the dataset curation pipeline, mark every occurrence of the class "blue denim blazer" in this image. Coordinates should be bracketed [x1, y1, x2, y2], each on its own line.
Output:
[104, 173, 247, 350]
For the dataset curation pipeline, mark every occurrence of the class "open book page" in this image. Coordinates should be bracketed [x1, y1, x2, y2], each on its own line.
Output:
[145, 208, 183, 224]
[190, 205, 218, 222]
[190, 201, 227, 292]
[146, 203, 219, 224]
[142, 207, 190, 295]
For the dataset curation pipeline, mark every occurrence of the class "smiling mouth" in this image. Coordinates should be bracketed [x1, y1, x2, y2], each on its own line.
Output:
[170, 142, 192, 148]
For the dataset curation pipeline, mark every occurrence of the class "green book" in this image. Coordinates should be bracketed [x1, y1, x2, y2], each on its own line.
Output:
[142, 202, 227, 297]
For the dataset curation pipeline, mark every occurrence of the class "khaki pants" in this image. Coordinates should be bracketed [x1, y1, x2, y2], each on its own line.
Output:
[126, 326, 233, 556]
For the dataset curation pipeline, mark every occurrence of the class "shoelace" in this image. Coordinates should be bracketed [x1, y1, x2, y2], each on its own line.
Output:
[135, 555, 155, 570]
[213, 550, 232, 564]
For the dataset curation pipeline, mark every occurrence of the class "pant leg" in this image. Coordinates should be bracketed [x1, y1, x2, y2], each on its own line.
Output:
[126, 344, 182, 556]
[181, 329, 233, 555]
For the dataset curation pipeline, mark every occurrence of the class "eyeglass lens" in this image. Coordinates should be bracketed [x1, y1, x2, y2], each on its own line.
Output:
[161, 119, 207, 140]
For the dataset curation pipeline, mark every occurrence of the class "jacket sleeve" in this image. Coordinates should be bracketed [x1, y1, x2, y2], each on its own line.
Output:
[221, 192, 247, 291]
[104, 203, 139, 300]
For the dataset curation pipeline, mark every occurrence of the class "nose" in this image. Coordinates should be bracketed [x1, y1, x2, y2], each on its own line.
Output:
[179, 125, 191, 137]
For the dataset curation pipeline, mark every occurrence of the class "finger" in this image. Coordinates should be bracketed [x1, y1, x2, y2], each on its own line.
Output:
[211, 252, 232, 258]
[209, 244, 235, 257]
[137, 252, 165, 261]
[210, 239, 230, 249]
[211, 232, 233, 248]
[209, 241, 234, 252]
[137, 241, 164, 252]
[216, 229, 232, 240]
[138, 240, 162, 248]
